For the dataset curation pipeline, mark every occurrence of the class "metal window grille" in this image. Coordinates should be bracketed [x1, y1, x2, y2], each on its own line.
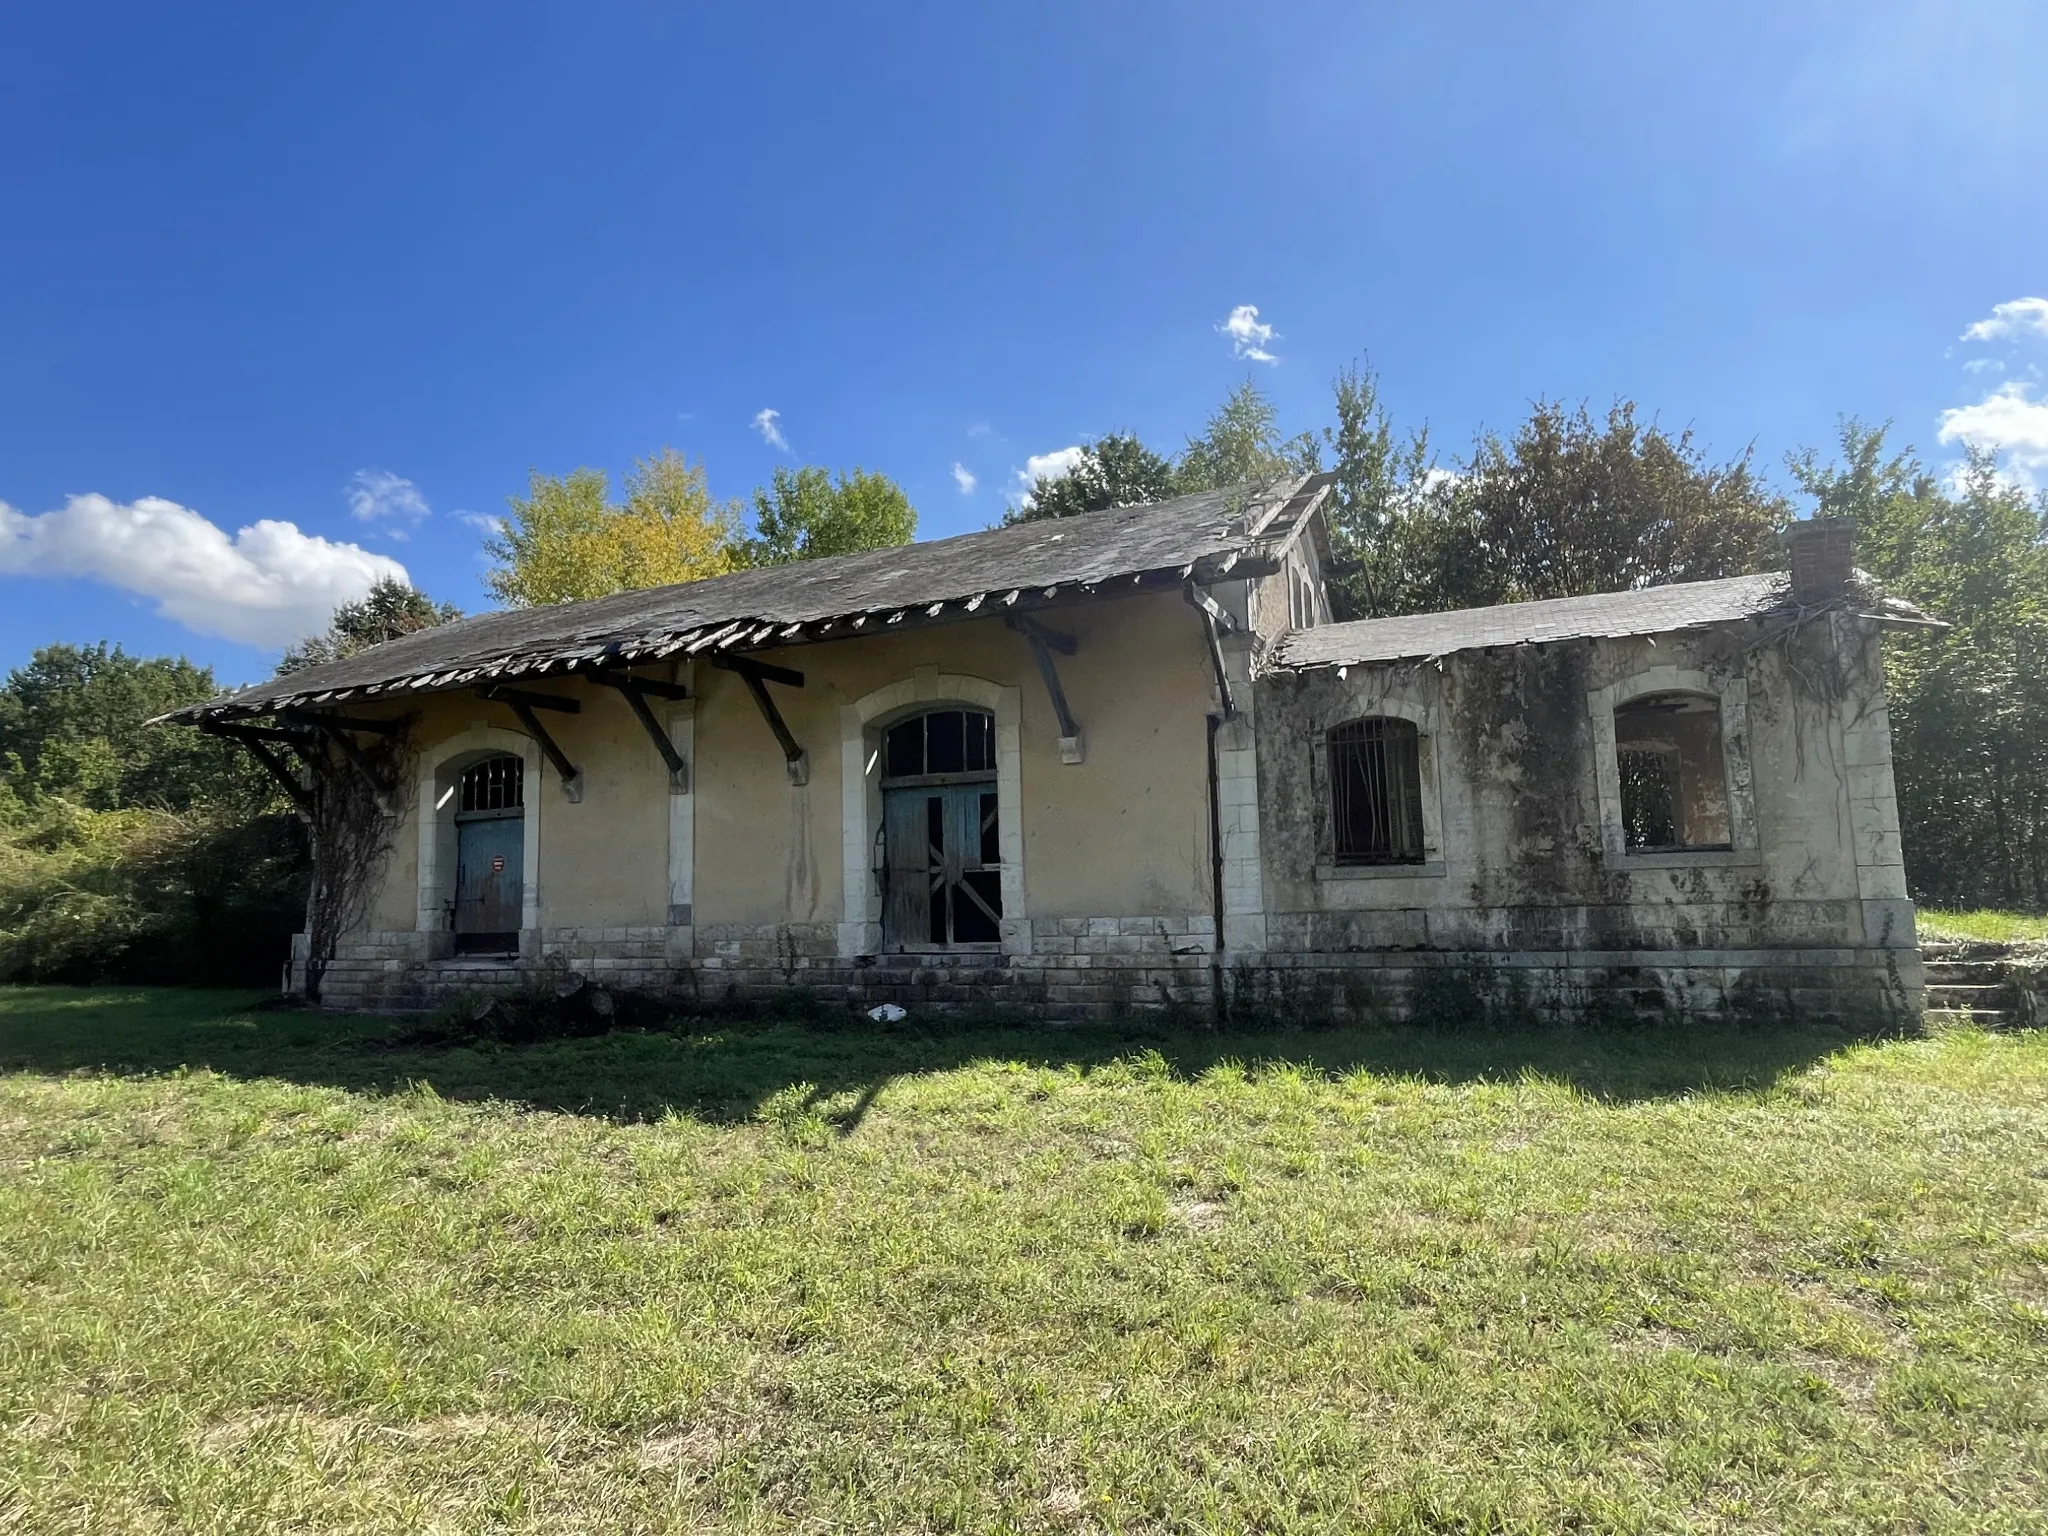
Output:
[459, 754, 524, 814]
[1328, 718, 1425, 865]
[1617, 746, 1680, 850]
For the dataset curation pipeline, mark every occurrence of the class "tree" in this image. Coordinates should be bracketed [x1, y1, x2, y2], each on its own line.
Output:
[277, 578, 462, 674]
[0, 644, 256, 813]
[1377, 400, 1791, 613]
[486, 449, 743, 607]
[0, 643, 309, 983]
[1319, 362, 1437, 620]
[1176, 378, 1318, 495]
[1005, 433, 1179, 525]
[1791, 423, 2048, 909]
[746, 466, 916, 565]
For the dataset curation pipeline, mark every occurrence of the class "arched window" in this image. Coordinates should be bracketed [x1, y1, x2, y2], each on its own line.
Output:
[453, 754, 524, 953]
[1613, 692, 1731, 852]
[1328, 717, 1425, 865]
[878, 708, 1001, 947]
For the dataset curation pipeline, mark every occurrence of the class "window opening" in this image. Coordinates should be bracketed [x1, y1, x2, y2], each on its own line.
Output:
[1614, 692, 1730, 852]
[1328, 718, 1426, 865]
[879, 709, 1001, 947]
[883, 708, 996, 785]
[458, 754, 524, 817]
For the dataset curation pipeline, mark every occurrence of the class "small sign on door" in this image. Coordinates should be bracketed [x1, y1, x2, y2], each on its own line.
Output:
[490, 855, 506, 873]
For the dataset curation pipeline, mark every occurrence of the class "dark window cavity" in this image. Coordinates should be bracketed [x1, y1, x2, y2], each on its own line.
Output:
[1328, 717, 1426, 865]
[1614, 692, 1731, 852]
[882, 708, 996, 784]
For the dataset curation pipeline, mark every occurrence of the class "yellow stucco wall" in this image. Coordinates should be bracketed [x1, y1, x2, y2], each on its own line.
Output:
[353, 587, 1222, 942]
[694, 587, 1218, 927]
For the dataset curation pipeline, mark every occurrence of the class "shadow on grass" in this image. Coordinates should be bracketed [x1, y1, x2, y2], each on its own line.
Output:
[0, 985, 1917, 1129]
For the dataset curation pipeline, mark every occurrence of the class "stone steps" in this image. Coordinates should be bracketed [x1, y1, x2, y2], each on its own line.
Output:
[1926, 982, 2019, 1011]
[1921, 940, 2044, 1031]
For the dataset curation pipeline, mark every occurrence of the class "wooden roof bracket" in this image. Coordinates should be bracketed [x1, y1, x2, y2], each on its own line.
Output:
[587, 669, 691, 793]
[708, 654, 809, 786]
[279, 709, 400, 802]
[1005, 612, 1083, 764]
[1184, 582, 1238, 721]
[478, 685, 583, 801]
[200, 720, 314, 817]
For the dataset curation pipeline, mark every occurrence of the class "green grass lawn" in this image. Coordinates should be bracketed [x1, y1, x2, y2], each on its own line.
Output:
[2, 989, 2045, 1533]
[1921, 910, 2048, 945]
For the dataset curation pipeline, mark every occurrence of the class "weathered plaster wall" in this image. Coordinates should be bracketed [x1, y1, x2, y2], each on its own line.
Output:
[687, 586, 1219, 931]
[303, 589, 1920, 1025]
[318, 586, 1227, 1007]
[1249, 614, 1919, 1020]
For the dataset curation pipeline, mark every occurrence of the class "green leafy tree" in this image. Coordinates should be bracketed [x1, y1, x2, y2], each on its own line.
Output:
[1378, 400, 1791, 612]
[0, 643, 310, 983]
[1176, 379, 1319, 495]
[0, 644, 259, 813]
[745, 466, 916, 565]
[487, 449, 744, 606]
[1004, 433, 1179, 525]
[278, 577, 462, 674]
[1791, 424, 2048, 909]
[1319, 362, 1438, 619]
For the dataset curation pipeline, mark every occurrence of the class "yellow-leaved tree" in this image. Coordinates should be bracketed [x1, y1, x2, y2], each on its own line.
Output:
[485, 449, 743, 607]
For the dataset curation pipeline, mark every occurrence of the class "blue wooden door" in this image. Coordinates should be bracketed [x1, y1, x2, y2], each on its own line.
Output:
[454, 814, 522, 949]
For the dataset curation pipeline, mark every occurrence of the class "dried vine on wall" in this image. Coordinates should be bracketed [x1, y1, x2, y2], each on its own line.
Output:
[300, 724, 412, 1000]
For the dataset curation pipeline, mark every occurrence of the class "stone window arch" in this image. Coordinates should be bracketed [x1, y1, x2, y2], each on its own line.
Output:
[1588, 665, 1757, 864]
[416, 724, 544, 952]
[1326, 716, 1427, 865]
[1310, 691, 1444, 877]
[839, 668, 1024, 955]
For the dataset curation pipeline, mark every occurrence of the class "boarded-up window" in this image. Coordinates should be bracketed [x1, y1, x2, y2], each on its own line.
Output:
[1328, 718, 1426, 865]
[1614, 692, 1730, 852]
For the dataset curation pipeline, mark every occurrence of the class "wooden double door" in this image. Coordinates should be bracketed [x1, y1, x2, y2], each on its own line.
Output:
[882, 783, 1002, 948]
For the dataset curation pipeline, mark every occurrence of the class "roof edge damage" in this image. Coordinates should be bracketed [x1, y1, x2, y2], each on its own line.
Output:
[1270, 568, 1940, 672]
[160, 476, 1331, 725]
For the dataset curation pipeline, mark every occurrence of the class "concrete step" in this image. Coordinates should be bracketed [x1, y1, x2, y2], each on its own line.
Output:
[1925, 1006, 2019, 1030]
[1923, 961, 2014, 986]
[1921, 940, 2019, 961]
[1927, 982, 2020, 1010]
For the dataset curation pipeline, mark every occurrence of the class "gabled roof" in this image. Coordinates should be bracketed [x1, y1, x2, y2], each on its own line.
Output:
[1272, 571, 1938, 671]
[166, 476, 1330, 722]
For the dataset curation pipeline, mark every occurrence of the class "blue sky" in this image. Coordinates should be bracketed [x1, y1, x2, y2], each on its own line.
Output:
[3, 0, 2044, 685]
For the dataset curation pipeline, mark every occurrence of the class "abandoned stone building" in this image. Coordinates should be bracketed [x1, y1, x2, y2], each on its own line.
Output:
[166, 477, 1936, 1021]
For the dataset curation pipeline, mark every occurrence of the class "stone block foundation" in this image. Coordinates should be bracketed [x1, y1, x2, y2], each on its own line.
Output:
[298, 921, 1922, 1027]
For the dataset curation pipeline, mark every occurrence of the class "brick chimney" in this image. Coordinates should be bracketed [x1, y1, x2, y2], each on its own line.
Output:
[1786, 517, 1854, 605]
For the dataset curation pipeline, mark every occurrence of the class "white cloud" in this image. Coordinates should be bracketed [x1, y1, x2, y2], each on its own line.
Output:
[0, 492, 408, 649]
[1218, 304, 1279, 363]
[1960, 297, 2048, 344]
[1938, 381, 2048, 490]
[752, 408, 790, 452]
[1011, 445, 1087, 506]
[950, 462, 977, 494]
[346, 469, 431, 537]
[455, 510, 505, 535]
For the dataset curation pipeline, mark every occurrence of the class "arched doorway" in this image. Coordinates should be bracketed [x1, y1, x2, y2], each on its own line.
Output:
[453, 754, 524, 953]
[879, 707, 1003, 948]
